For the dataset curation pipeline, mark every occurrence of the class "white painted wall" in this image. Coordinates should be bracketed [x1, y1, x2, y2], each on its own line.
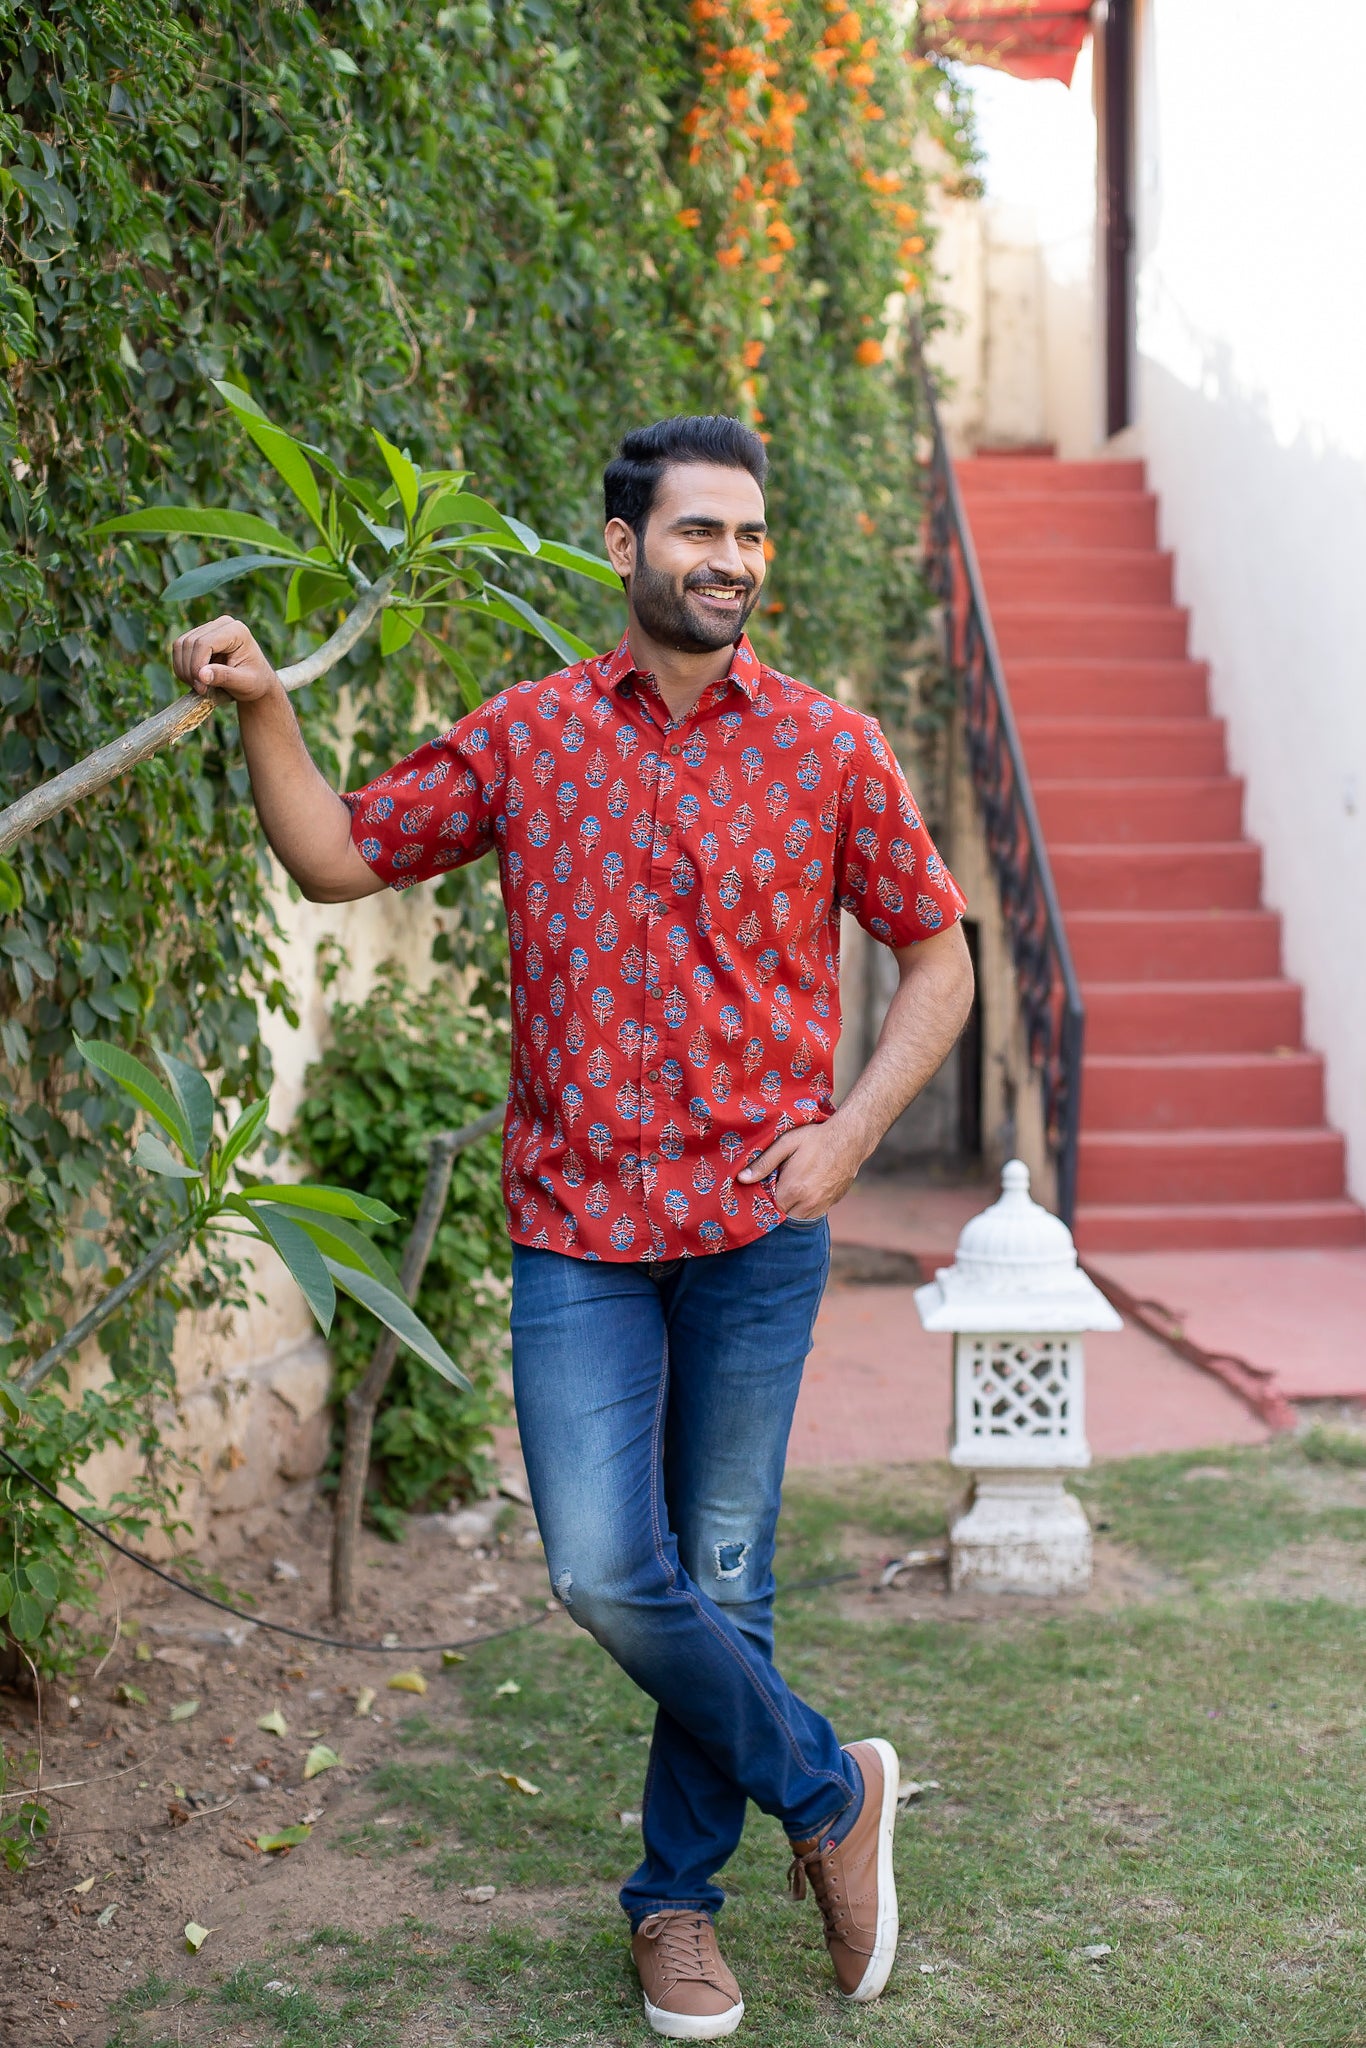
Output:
[1132, 0, 1366, 1199]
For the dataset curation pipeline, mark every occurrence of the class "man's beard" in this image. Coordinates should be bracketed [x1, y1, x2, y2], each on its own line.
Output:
[629, 539, 759, 654]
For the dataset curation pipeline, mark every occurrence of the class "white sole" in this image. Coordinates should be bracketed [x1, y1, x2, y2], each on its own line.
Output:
[642, 1993, 745, 2039]
[842, 1736, 900, 2003]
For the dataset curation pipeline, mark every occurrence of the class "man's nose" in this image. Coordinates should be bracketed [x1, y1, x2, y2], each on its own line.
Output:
[707, 535, 749, 581]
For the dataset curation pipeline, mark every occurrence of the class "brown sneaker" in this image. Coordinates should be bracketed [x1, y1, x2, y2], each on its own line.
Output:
[631, 1910, 745, 2039]
[787, 1737, 899, 2001]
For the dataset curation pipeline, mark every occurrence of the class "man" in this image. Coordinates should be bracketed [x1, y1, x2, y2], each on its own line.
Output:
[173, 414, 972, 2039]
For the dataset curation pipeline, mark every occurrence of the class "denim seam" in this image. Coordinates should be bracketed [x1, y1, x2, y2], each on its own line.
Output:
[642, 1323, 849, 1820]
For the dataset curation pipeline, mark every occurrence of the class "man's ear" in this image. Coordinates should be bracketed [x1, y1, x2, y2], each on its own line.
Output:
[603, 516, 637, 582]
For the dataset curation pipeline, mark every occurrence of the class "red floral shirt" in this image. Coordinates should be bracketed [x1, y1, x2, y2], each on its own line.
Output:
[344, 632, 965, 1262]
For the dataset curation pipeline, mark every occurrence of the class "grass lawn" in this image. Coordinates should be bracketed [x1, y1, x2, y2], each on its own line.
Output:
[109, 1438, 1366, 2047]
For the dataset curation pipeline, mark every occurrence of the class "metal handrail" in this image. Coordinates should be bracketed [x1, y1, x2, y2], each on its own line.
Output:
[913, 345, 1085, 1225]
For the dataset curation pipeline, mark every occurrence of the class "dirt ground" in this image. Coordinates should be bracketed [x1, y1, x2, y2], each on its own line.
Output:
[0, 1485, 569, 2048]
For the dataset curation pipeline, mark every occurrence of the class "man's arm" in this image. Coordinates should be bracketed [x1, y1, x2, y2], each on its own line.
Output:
[171, 615, 385, 904]
[737, 921, 974, 1218]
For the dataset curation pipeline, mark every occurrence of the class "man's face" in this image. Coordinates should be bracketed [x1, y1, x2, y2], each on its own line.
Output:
[604, 461, 768, 654]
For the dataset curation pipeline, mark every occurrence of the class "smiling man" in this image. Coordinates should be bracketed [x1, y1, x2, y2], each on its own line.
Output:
[171, 413, 972, 2039]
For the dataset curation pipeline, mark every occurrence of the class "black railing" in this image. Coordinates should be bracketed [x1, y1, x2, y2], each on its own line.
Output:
[913, 348, 1085, 1226]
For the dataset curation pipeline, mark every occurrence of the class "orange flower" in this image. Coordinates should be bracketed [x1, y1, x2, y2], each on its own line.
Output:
[854, 337, 883, 366]
[766, 216, 795, 250]
[845, 62, 875, 86]
[898, 234, 925, 257]
[856, 511, 876, 536]
[717, 244, 746, 269]
[743, 339, 766, 368]
[862, 168, 900, 193]
[762, 537, 776, 561]
[893, 202, 919, 228]
[676, 207, 702, 229]
[757, 251, 784, 273]
[860, 100, 884, 120]
[764, 598, 785, 613]
[823, 10, 861, 44]
[726, 86, 750, 117]
[810, 46, 842, 77]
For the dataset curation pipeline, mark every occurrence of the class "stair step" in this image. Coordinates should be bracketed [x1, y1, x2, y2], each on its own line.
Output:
[1083, 979, 1302, 1054]
[1006, 659, 1211, 719]
[958, 492, 1158, 549]
[1019, 718, 1227, 778]
[1075, 1199, 1366, 1252]
[1053, 841, 1261, 910]
[976, 549, 1174, 606]
[1065, 910, 1283, 982]
[1078, 1127, 1346, 1205]
[1035, 778, 1244, 843]
[994, 604, 1190, 659]
[1085, 1052, 1325, 1131]
[957, 457, 1146, 493]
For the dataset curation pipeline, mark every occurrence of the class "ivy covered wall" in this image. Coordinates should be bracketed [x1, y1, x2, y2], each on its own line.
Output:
[0, 0, 972, 1512]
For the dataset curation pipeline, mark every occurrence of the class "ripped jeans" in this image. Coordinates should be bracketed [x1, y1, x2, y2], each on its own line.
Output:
[509, 1226, 861, 1924]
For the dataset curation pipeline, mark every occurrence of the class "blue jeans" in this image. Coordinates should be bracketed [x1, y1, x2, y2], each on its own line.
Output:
[510, 1223, 861, 1924]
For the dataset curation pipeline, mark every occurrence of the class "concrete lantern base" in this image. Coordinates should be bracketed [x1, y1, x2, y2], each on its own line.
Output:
[949, 1469, 1093, 1596]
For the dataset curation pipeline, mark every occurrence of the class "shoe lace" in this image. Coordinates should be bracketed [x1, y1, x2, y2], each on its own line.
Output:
[638, 1911, 716, 1983]
[787, 1841, 852, 1942]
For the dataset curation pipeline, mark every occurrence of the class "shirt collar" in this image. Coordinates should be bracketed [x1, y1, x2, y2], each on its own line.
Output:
[596, 631, 761, 706]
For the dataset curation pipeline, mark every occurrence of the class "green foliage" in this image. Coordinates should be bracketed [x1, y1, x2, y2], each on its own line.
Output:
[292, 965, 511, 1511]
[1300, 1421, 1366, 1469]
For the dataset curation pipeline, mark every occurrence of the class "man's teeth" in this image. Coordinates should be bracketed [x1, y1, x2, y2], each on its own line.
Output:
[694, 586, 742, 600]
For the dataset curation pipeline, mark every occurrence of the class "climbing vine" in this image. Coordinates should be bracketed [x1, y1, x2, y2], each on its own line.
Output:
[0, 0, 975, 1669]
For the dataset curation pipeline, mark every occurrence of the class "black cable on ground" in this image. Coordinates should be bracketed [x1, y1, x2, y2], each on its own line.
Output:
[0, 1445, 864, 1656]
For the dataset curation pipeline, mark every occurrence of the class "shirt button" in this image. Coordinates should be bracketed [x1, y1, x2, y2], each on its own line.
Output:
[649, 1151, 661, 1165]
[668, 743, 681, 755]
[646, 1067, 661, 1083]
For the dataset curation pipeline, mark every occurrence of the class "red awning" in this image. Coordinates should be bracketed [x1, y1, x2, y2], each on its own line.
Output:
[918, 1, 1093, 85]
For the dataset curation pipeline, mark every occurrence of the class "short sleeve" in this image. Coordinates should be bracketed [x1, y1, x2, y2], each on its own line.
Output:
[834, 717, 967, 945]
[342, 701, 505, 891]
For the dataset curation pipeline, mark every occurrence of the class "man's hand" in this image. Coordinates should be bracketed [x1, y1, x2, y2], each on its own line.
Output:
[171, 615, 280, 703]
[737, 1120, 863, 1221]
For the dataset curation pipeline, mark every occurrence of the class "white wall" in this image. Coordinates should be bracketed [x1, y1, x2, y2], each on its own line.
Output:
[1133, 0, 1366, 1200]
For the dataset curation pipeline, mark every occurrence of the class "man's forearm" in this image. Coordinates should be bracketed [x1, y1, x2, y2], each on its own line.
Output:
[236, 682, 372, 901]
[828, 926, 975, 1166]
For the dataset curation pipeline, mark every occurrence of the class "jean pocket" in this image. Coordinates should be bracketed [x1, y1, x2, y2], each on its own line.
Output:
[782, 1212, 827, 1230]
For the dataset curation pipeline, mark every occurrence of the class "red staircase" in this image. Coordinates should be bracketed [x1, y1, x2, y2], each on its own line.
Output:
[958, 454, 1365, 1252]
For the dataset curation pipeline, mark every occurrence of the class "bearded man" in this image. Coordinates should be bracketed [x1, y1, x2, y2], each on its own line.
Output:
[172, 414, 972, 2039]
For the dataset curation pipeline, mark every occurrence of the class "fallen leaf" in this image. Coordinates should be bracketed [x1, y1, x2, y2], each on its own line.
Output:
[300, 1806, 325, 1826]
[897, 1778, 941, 1808]
[617, 1808, 642, 1827]
[354, 1687, 376, 1717]
[441, 1649, 465, 1667]
[113, 1683, 147, 1707]
[1079, 1943, 1113, 1960]
[255, 1824, 312, 1853]
[184, 1920, 212, 1952]
[494, 1679, 521, 1697]
[387, 1670, 427, 1694]
[169, 1699, 200, 1722]
[918, 1962, 938, 1975]
[72, 1876, 96, 1895]
[96, 1903, 117, 1929]
[133, 1642, 152, 1662]
[263, 1979, 296, 1995]
[256, 1707, 288, 1737]
[303, 1743, 341, 1781]
[459, 1884, 497, 1903]
[498, 1770, 541, 1797]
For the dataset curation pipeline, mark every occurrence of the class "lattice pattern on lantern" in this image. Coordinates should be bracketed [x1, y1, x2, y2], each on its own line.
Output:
[950, 1333, 1090, 1469]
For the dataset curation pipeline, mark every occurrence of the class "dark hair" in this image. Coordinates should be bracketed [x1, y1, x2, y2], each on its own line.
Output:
[603, 415, 768, 535]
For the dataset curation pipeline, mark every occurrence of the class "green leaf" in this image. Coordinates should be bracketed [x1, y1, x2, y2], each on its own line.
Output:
[155, 1048, 215, 1165]
[322, 1258, 471, 1393]
[0, 1571, 12, 1618]
[75, 1035, 194, 1160]
[218, 1095, 272, 1179]
[243, 1203, 336, 1336]
[415, 627, 482, 713]
[249, 1207, 404, 1297]
[213, 379, 326, 534]
[8, 1590, 45, 1641]
[328, 45, 361, 75]
[134, 1130, 202, 1179]
[92, 507, 309, 559]
[285, 564, 353, 623]
[256, 1707, 288, 1736]
[416, 489, 533, 547]
[256, 1825, 311, 1852]
[303, 1742, 341, 1779]
[114, 1682, 148, 1706]
[25, 1559, 59, 1602]
[162, 554, 295, 603]
[184, 1921, 211, 1951]
[373, 431, 419, 525]
[236, 1183, 399, 1226]
[0, 858, 22, 914]
[380, 605, 420, 656]
[169, 1698, 200, 1722]
[536, 538, 621, 588]
[479, 585, 596, 664]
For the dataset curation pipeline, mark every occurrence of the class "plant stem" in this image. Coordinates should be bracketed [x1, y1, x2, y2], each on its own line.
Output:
[13, 1222, 197, 1396]
[330, 1106, 502, 1617]
[0, 571, 396, 858]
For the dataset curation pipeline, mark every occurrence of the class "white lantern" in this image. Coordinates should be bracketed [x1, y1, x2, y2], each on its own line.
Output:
[914, 1159, 1122, 1594]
